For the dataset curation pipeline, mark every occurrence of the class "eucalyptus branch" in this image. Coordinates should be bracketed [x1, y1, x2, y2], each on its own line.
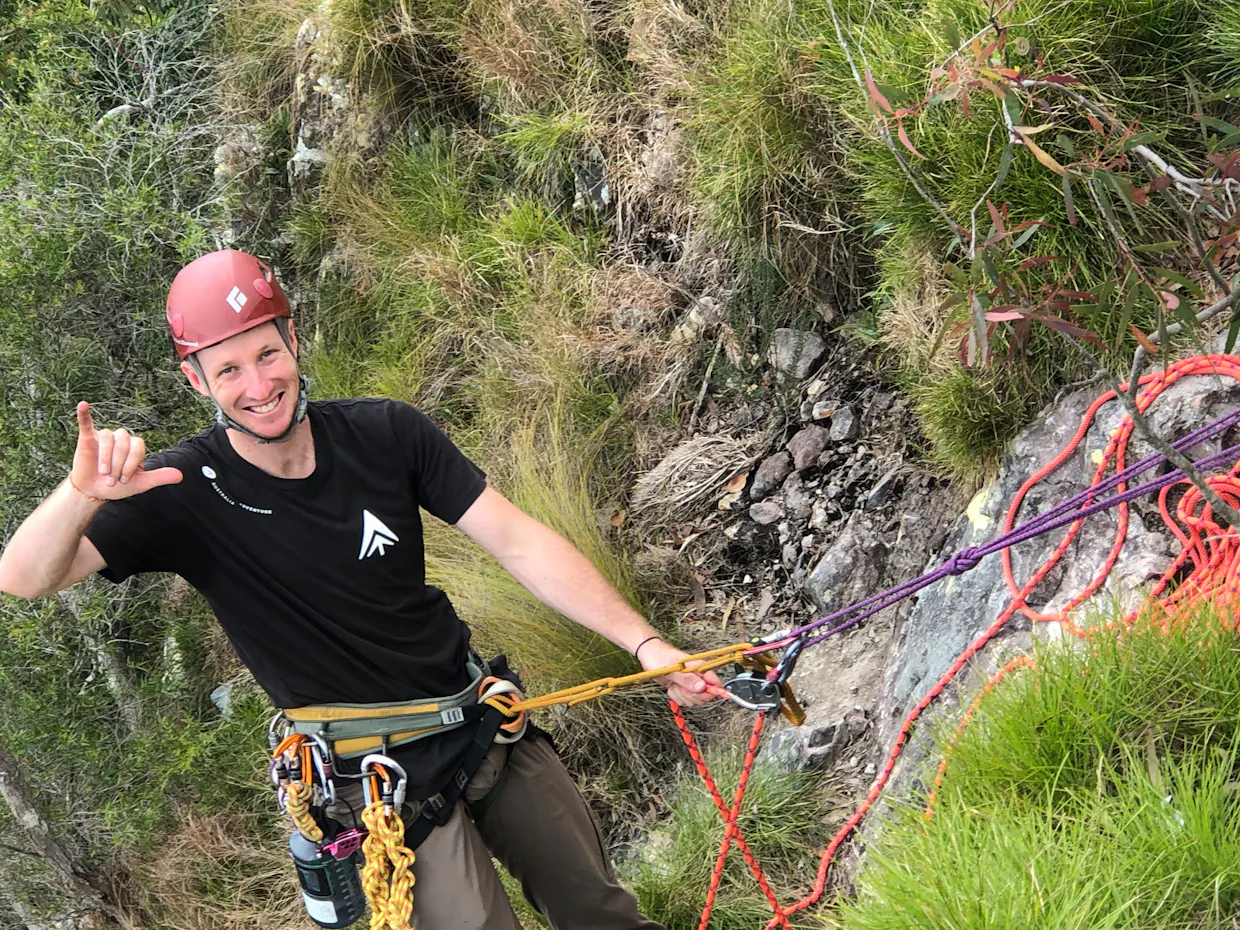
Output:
[825, 0, 967, 254]
[1020, 79, 1230, 220]
[1128, 279, 1240, 390]
[1058, 334, 1240, 528]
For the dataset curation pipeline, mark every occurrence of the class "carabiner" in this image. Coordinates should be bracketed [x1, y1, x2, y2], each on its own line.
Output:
[307, 733, 337, 805]
[360, 753, 408, 813]
[771, 634, 808, 685]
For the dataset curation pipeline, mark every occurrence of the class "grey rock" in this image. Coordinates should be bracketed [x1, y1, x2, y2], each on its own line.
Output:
[783, 473, 815, 522]
[787, 426, 830, 470]
[864, 467, 902, 511]
[612, 307, 648, 332]
[751, 451, 793, 500]
[766, 728, 809, 772]
[749, 501, 784, 525]
[812, 400, 836, 420]
[830, 406, 860, 442]
[806, 519, 888, 612]
[769, 328, 827, 380]
[781, 542, 799, 569]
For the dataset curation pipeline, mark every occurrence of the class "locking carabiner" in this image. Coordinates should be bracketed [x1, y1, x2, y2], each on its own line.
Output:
[360, 753, 408, 814]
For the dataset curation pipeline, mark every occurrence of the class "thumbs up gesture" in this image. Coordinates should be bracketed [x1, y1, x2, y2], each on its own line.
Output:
[71, 402, 182, 500]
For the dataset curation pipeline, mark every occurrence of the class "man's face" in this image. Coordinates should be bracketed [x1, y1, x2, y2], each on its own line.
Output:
[182, 321, 301, 440]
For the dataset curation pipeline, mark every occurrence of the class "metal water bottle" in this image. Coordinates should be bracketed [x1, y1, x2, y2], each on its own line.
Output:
[288, 830, 366, 929]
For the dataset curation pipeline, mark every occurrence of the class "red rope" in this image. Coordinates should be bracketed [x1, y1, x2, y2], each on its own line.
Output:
[670, 702, 790, 930]
[673, 354, 1240, 929]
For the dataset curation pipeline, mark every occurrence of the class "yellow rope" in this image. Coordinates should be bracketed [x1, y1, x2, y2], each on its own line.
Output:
[283, 780, 323, 842]
[504, 643, 751, 713]
[361, 801, 416, 930]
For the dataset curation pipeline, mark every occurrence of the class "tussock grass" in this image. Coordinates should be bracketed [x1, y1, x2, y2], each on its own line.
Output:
[802, 0, 1217, 478]
[624, 749, 834, 930]
[141, 811, 316, 930]
[911, 363, 1040, 483]
[684, 0, 845, 272]
[216, 0, 317, 115]
[835, 605, 1240, 929]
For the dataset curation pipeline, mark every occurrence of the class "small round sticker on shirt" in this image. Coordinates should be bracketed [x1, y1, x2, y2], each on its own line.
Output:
[202, 466, 217, 480]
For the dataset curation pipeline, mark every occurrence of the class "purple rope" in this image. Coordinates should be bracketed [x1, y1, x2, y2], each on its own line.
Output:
[748, 406, 1240, 656]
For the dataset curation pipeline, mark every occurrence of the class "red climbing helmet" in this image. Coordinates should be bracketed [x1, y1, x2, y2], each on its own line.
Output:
[165, 249, 291, 360]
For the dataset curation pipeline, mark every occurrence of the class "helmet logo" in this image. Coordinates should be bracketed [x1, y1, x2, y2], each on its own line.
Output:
[226, 286, 248, 313]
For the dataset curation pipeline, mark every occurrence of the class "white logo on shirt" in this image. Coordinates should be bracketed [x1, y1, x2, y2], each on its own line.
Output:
[201, 464, 272, 515]
[226, 286, 247, 313]
[359, 510, 399, 559]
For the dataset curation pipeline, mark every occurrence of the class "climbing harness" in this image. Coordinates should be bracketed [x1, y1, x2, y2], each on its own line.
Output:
[269, 354, 1240, 929]
[269, 655, 530, 929]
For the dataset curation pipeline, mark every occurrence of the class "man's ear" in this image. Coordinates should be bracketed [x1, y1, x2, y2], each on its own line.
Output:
[286, 318, 300, 358]
[181, 358, 210, 397]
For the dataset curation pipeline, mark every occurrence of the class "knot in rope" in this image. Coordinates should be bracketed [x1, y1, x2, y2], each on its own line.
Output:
[479, 676, 528, 742]
[361, 801, 415, 930]
[283, 780, 322, 842]
[945, 546, 985, 575]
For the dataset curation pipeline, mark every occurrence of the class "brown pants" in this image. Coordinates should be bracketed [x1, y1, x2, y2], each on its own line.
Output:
[326, 733, 664, 930]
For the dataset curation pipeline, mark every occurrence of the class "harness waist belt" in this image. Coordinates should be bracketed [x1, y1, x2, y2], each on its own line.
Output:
[282, 660, 488, 759]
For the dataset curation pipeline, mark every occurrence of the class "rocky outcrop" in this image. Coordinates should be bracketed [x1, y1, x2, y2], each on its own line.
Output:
[767, 353, 1240, 846]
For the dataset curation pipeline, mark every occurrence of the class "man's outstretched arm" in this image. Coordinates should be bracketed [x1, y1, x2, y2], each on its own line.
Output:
[0, 402, 181, 598]
[454, 487, 720, 706]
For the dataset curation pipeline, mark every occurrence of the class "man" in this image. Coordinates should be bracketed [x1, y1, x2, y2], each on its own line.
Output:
[0, 248, 720, 930]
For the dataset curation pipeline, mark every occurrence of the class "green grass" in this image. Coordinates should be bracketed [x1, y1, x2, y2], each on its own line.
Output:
[685, 0, 841, 259]
[833, 604, 1240, 929]
[794, 0, 1220, 478]
[911, 363, 1042, 482]
[624, 748, 833, 930]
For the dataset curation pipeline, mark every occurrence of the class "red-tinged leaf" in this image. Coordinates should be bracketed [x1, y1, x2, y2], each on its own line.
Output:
[948, 60, 959, 82]
[976, 76, 1006, 98]
[1013, 317, 1032, 352]
[994, 66, 1021, 79]
[1131, 326, 1159, 354]
[1149, 174, 1173, 192]
[1129, 185, 1150, 207]
[987, 200, 1006, 239]
[1031, 314, 1105, 346]
[1018, 255, 1059, 270]
[1018, 130, 1066, 175]
[958, 334, 971, 367]
[1085, 113, 1105, 134]
[979, 38, 999, 60]
[985, 310, 1028, 321]
[865, 70, 892, 114]
[971, 36, 982, 57]
[960, 85, 971, 119]
[897, 120, 925, 159]
[894, 107, 916, 119]
[1039, 74, 1081, 85]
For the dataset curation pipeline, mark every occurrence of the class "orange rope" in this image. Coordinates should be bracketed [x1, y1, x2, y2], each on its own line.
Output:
[740, 354, 1240, 927]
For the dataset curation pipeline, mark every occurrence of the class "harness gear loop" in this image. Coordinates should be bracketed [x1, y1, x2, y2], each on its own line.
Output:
[359, 755, 415, 930]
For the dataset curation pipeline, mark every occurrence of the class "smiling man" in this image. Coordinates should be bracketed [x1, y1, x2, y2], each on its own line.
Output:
[0, 248, 719, 930]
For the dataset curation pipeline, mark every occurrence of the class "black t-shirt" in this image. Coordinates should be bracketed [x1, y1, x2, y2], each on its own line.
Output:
[85, 398, 488, 796]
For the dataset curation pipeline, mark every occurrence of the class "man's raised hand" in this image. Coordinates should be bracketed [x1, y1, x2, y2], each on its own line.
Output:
[71, 402, 182, 500]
